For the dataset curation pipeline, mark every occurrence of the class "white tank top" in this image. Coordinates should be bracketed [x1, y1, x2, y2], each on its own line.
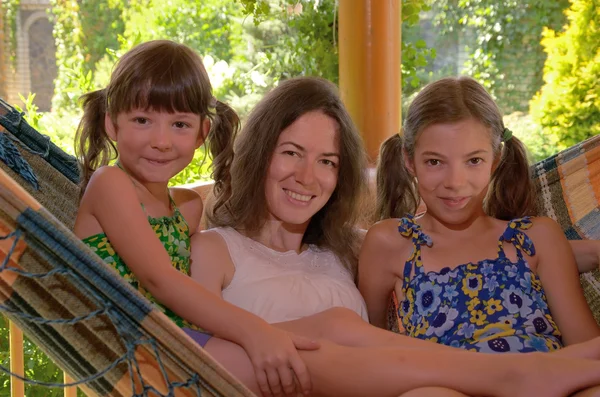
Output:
[212, 227, 369, 324]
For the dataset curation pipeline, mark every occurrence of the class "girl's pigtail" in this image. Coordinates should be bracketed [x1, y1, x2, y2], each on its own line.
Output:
[375, 134, 419, 221]
[207, 99, 240, 216]
[74, 89, 116, 197]
[487, 134, 537, 220]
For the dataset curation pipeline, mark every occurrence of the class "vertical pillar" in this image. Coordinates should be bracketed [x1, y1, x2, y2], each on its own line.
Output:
[9, 320, 25, 397]
[0, 1, 6, 99]
[339, 0, 402, 162]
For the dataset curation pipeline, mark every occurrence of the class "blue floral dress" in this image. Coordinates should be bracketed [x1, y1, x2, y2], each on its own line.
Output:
[397, 215, 563, 353]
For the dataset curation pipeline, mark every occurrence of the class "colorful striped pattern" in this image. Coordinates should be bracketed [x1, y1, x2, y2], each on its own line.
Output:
[0, 101, 253, 396]
[533, 134, 600, 325]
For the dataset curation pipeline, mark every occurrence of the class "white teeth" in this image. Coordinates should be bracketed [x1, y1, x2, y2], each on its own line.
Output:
[285, 189, 311, 202]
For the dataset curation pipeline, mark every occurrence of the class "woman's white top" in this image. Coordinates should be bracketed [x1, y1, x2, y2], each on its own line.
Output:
[212, 227, 368, 324]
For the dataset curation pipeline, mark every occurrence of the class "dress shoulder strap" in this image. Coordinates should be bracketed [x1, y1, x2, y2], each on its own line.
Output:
[497, 216, 536, 260]
[398, 215, 433, 291]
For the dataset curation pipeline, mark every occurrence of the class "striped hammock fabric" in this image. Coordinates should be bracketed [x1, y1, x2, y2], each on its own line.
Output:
[532, 136, 600, 325]
[0, 99, 253, 396]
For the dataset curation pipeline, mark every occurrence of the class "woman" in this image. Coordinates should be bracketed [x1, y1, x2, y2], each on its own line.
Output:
[190, 76, 600, 397]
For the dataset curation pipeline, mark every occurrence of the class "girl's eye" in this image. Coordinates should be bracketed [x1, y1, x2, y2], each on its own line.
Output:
[173, 121, 190, 129]
[426, 159, 441, 166]
[469, 158, 483, 165]
[133, 117, 149, 124]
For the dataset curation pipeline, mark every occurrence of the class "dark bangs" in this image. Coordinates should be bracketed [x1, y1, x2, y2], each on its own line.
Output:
[106, 41, 212, 116]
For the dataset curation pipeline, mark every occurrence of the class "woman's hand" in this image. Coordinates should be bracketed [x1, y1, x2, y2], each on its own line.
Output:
[240, 322, 319, 397]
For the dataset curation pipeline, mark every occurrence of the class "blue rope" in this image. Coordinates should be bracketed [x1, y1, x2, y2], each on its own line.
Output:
[0, 228, 69, 278]
[0, 132, 39, 189]
[0, 213, 209, 395]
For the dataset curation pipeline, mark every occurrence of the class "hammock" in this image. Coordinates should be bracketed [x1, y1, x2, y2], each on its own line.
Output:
[0, 99, 254, 396]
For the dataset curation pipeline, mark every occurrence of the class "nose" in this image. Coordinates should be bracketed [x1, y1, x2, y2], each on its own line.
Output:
[295, 159, 315, 186]
[150, 124, 172, 151]
[444, 164, 467, 189]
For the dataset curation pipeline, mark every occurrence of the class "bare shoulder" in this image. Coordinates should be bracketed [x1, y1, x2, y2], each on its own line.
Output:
[170, 187, 203, 233]
[190, 229, 235, 269]
[361, 218, 412, 267]
[191, 229, 229, 255]
[85, 166, 131, 195]
[527, 216, 565, 242]
[364, 218, 408, 251]
[189, 229, 235, 281]
[80, 166, 136, 212]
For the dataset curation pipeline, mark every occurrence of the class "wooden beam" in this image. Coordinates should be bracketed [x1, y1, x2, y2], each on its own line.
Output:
[9, 320, 24, 397]
[339, 0, 402, 162]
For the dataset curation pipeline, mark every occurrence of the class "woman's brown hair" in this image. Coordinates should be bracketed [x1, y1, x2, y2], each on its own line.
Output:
[75, 40, 239, 195]
[208, 76, 368, 276]
[376, 76, 536, 221]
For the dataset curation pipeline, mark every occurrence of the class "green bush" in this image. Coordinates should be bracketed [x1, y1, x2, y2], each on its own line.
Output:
[530, 0, 600, 149]
[504, 111, 557, 163]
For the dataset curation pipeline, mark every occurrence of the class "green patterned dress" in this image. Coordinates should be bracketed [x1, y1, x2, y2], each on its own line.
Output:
[82, 203, 198, 330]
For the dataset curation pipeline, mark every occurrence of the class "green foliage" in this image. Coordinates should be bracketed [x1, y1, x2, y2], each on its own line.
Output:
[169, 147, 213, 186]
[0, 315, 66, 397]
[432, 0, 569, 112]
[14, 93, 42, 130]
[504, 111, 556, 163]
[122, 0, 244, 63]
[49, 0, 86, 111]
[50, 0, 125, 111]
[79, 0, 125, 71]
[530, 0, 600, 149]
[402, 0, 437, 91]
[1, 0, 20, 67]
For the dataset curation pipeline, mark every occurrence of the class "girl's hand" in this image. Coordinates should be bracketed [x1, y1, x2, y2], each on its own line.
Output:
[240, 323, 319, 397]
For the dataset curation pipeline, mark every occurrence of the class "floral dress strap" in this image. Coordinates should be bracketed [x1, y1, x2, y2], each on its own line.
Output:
[497, 216, 536, 260]
[398, 215, 433, 292]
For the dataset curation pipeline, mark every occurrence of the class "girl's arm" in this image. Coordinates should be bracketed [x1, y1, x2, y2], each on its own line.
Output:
[358, 219, 406, 329]
[569, 240, 600, 274]
[532, 217, 600, 345]
[82, 167, 316, 396]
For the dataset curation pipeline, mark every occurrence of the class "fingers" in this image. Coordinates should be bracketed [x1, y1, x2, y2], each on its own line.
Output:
[266, 367, 283, 397]
[255, 368, 272, 397]
[277, 365, 297, 396]
[289, 353, 312, 395]
[290, 334, 320, 351]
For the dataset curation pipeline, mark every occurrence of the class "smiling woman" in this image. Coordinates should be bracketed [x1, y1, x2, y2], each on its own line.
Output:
[264, 111, 340, 233]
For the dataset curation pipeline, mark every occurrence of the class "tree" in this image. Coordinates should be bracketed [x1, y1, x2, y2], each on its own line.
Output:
[432, 0, 569, 113]
[530, 0, 600, 149]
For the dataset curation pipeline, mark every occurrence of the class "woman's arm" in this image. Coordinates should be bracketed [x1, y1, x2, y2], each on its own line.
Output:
[358, 219, 407, 329]
[532, 217, 600, 345]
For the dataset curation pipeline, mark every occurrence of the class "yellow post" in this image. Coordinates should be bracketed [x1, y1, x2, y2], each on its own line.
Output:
[64, 373, 77, 397]
[339, 0, 402, 162]
[9, 320, 25, 397]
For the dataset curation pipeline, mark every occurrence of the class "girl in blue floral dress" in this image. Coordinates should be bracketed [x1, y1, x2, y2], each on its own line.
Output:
[359, 76, 600, 356]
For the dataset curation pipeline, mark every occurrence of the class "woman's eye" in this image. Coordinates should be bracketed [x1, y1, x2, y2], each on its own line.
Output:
[320, 159, 337, 167]
[283, 150, 298, 157]
[469, 158, 483, 165]
[426, 159, 440, 166]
